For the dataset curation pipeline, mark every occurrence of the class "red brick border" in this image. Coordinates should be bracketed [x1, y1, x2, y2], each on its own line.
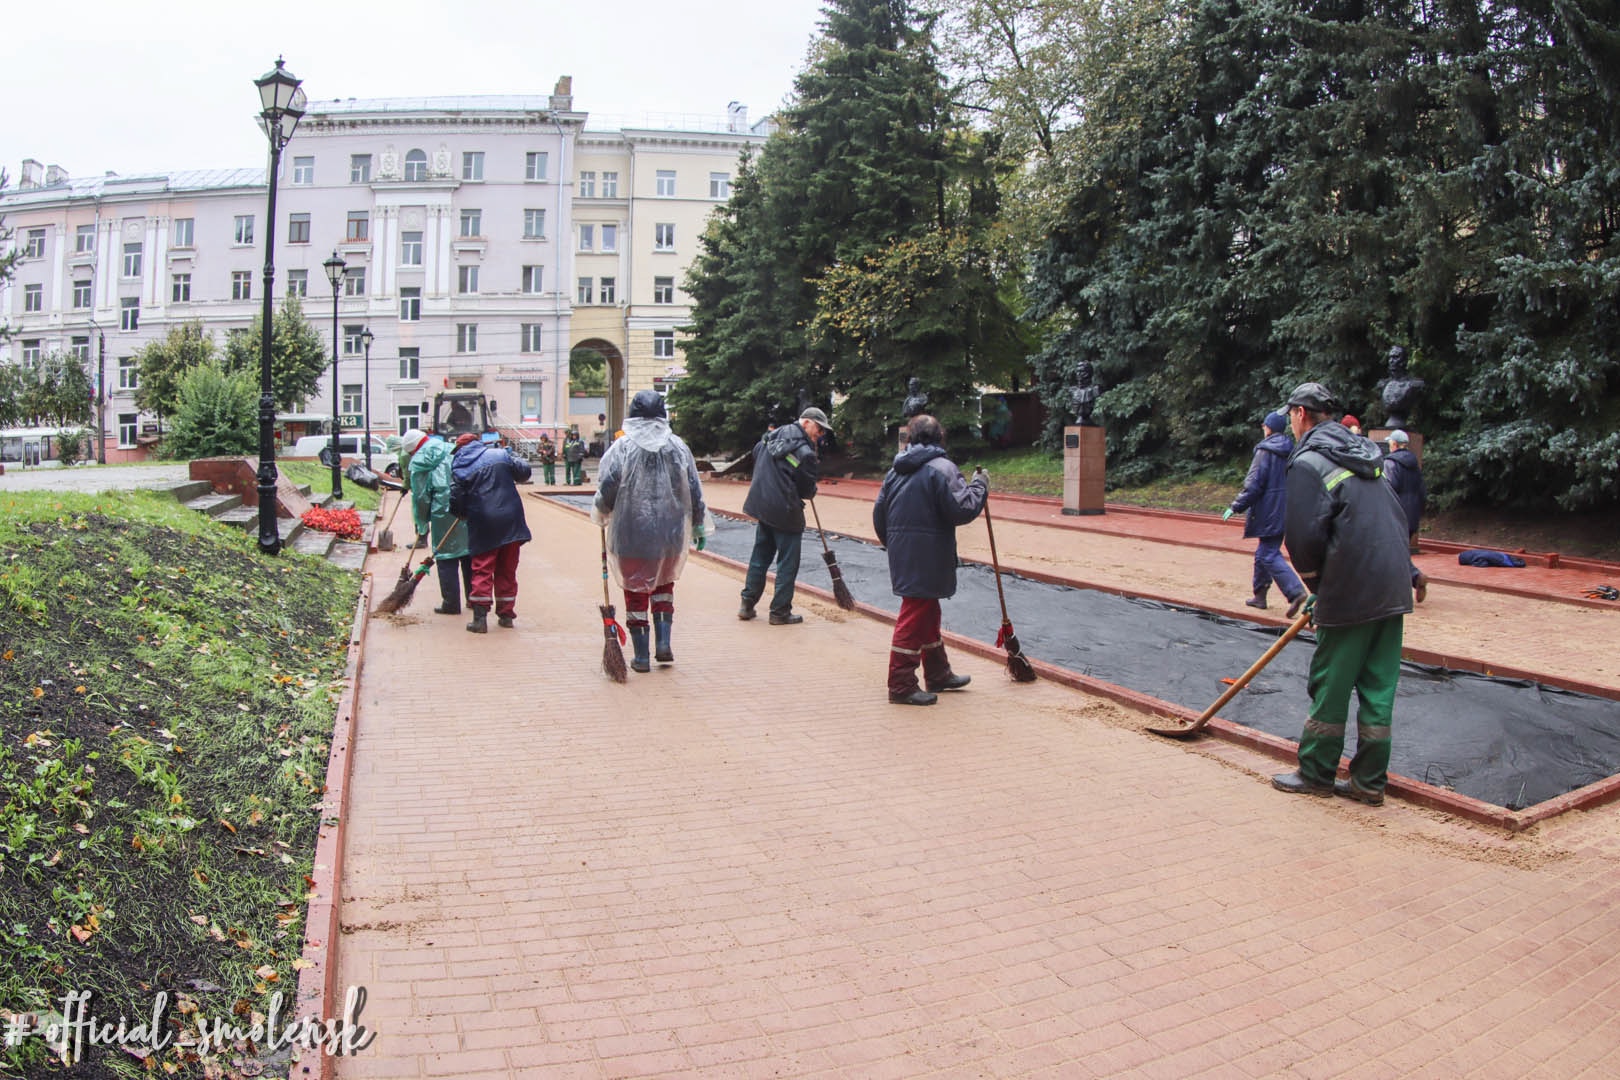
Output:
[291, 576, 371, 1080]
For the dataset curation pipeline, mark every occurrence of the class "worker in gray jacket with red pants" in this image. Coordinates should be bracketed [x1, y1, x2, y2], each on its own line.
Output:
[1272, 382, 1413, 806]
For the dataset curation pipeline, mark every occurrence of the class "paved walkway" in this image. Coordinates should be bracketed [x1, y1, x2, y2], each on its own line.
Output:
[335, 495, 1620, 1078]
[0, 462, 190, 492]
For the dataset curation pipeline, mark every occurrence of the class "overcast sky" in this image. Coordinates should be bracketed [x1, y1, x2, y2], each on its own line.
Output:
[5, 0, 830, 181]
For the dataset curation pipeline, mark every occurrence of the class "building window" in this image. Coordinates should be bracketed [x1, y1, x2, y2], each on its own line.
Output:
[234, 215, 254, 245]
[653, 277, 675, 304]
[523, 209, 546, 239]
[396, 403, 421, 434]
[292, 156, 315, 185]
[25, 229, 46, 258]
[400, 287, 420, 321]
[24, 284, 42, 312]
[401, 231, 423, 266]
[404, 149, 428, 182]
[525, 151, 548, 181]
[579, 170, 595, 197]
[288, 212, 311, 244]
[460, 209, 481, 237]
[653, 330, 675, 360]
[351, 154, 371, 183]
[73, 280, 93, 308]
[119, 355, 139, 390]
[123, 242, 142, 277]
[458, 265, 479, 294]
[398, 348, 420, 380]
[171, 274, 191, 302]
[655, 170, 676, 197]
[578, 224, 594, 251]
[710, 172, 732, 199]
[173, 218, 194, 247]
[601, 224, 618, 252]
[120, 297, 139, 330]
[76, 224, 96, 253]
[232, 271, 252, 300]
[456, 324, 477, 353]
[118, 413, 139, 448]
[69, 336, 90, 362]
[342, 384, 363, 414]
[287, 268, 308, 297]
[520, 324, 542, 352]
[21, 339, 41, 364]
[342, 325, 365, 356]
[461, 151, 484, 181]
[577, 277, 593, 304]
[344, 267, 366, 296]
[346, 211, 369, 242]
[654, 223, 675, 251]
[599, 276, 616, 304]
[522, 266, 543, 293]
[602, 171, 618, 197]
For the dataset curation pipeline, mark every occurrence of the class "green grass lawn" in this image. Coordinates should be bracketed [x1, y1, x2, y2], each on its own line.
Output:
[0, 491, 359, 1076]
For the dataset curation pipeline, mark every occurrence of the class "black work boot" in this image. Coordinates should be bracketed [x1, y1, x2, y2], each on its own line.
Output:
[466, 607, 489, 634]
[738, 600, 757, 621]
[653, 613, 674, 663]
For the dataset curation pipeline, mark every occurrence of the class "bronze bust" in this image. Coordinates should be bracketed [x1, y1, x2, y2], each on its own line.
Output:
[1379, 346, 1425, 429]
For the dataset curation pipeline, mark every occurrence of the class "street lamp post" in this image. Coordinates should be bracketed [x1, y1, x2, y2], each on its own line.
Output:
[324, 250, 347, 499]
[360, 327, 375, 470]
[253, 58, 307, 556]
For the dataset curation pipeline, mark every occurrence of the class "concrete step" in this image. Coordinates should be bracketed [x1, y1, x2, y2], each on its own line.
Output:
[161, 479, 213, 503]
[183, 492, 244, 517]
[326, 541, 369, 571]
[289, 529, 336, 558]
[214, 506, 303, 547]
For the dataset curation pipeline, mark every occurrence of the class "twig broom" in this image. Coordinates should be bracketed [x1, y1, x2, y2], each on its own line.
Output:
[808, 498, 857, 611]
[983, 493, 1038, 682]
[600, 527, 628, 682]
[375, 519, 463, 615]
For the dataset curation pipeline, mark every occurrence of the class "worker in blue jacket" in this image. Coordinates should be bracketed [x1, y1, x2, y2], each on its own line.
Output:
[1225, 411, 1306, 615]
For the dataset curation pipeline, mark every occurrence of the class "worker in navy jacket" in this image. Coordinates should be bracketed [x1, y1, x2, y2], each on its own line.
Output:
[449, 435, 532, 633]
[872, 414, 988, 706]
[1226, 411, 1306, 614]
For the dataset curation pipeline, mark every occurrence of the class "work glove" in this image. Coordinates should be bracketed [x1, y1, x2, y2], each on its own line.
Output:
[1222, 507, 1235, 521]
[973, 466, 989, 488]
[693, 523, 707, 551]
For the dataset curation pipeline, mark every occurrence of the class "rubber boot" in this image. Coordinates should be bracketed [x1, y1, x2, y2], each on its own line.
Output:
[1245, 587, 1269, 610]
[628, 625, 651, 673]
[466, 606, 489, 634]
[653, 612, 674, 664]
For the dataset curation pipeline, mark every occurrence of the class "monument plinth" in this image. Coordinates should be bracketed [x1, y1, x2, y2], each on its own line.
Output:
[1062, 426, 1105, 515]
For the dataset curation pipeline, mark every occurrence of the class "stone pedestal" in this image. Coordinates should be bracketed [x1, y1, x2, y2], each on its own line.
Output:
[1369, 428, 1423, 466]
[1062, 425, 1105, 515]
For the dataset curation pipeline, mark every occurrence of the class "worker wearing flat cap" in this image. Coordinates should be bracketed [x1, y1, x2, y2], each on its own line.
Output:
[1274, 382, 1413, 806]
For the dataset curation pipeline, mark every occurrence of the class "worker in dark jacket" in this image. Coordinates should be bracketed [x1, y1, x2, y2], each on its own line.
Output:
[738, 407, 829, 625]
[872, 414, 989, 706]
[1381, 429, 1428, 602]
[449, 435, 533, 633]
[1225, 411, 1305, 613]
[1273, 382, 1413, 805]
[563, 433, 586, 485]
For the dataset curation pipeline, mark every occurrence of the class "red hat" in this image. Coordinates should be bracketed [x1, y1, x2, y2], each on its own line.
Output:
[1341, 414, 1361, 430]
[454, 433, 480, 449]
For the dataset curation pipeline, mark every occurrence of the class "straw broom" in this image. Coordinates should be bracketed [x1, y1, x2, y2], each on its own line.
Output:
[981, 487, 1038, 682]
[375, 519, 463, 615]
[600, 527, 628, 682]
[808, 498, 857, 611]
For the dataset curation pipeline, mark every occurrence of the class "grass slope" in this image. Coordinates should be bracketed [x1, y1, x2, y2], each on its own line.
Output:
[1, 492, 359, 1077]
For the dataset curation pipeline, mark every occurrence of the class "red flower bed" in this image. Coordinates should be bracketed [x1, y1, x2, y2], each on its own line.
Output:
[300, 507, 364, 541]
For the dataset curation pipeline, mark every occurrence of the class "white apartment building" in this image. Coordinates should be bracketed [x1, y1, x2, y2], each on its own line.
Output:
[0, 80, 768, 458]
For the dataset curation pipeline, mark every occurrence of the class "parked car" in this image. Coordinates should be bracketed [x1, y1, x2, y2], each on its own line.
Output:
[289, 434, 390, 462]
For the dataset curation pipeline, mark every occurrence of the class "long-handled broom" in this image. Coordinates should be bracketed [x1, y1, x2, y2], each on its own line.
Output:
[375, 519, 463, 615]
[981, 489, 1038, 682]
[600, 527, 628, 682]
[808, 498, 857, 611]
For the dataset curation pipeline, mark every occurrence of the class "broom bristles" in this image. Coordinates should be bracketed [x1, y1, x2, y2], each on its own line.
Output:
[600, 603, 628, 683]
[821, 550, 858, 611]
[374, 565, 424, 614]
[1001, 629, 1039, 683]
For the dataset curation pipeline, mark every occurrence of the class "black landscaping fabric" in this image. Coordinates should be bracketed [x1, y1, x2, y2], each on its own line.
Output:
[553, 496, 1620, 810]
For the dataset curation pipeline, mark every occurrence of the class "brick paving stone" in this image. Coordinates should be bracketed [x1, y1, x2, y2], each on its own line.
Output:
[331, 494, 1620, 1079]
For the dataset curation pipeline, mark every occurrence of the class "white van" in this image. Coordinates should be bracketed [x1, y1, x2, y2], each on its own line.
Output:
[289, 434, 389, 460]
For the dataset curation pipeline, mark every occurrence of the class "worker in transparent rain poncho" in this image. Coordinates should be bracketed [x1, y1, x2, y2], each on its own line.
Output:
[592, 390, 713, 673]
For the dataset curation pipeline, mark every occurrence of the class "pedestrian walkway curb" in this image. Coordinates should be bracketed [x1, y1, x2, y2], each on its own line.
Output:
[293, 576, 372, 1080]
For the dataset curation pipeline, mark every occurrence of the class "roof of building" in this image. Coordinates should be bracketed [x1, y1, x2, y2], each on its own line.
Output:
[1, 167, 265, 206]
[306, 95, 563, 116]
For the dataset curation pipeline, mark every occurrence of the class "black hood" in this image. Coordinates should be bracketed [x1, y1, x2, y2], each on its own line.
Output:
[892, 443, 948, 475]
[1292, 421, 1384, 478]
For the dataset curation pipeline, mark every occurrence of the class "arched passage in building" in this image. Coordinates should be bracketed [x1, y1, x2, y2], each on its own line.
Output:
[570, 339, 624, 436]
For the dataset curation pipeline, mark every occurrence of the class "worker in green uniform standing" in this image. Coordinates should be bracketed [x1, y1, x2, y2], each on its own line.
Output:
[1272, 382, 1414, 806]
